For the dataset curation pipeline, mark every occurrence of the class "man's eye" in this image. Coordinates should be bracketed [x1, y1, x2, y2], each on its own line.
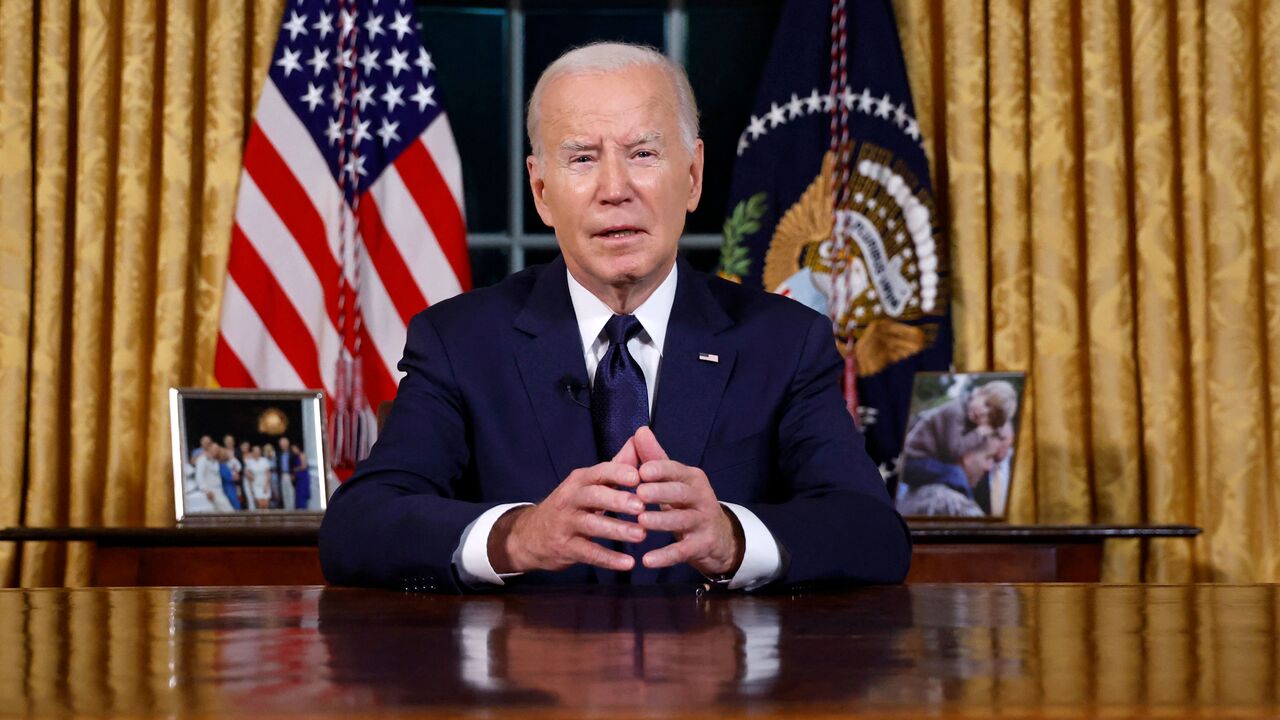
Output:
[634, 150, 655, 159]
[570, 155, 593, 164]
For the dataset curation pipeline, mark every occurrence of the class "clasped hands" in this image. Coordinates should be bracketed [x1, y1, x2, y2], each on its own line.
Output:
[488, 426, 744, 578]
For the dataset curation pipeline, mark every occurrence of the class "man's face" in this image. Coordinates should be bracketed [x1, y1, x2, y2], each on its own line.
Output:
[280, 438, 291, 453]
[961, 440, 997, 485]
[527, 65, 704, 297]
[993, 423, 1014, 461]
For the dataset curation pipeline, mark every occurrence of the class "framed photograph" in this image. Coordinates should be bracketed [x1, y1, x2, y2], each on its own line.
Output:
[169, 388, 330, 524]
[894, 371, 1027, 520]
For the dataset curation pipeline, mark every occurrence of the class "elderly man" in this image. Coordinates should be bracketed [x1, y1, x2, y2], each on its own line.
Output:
[319, 42, 910, 593]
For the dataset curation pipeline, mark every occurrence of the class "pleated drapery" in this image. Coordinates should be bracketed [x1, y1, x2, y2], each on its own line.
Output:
[0, 1, 284, 586]
[895, 0, 1280, 581]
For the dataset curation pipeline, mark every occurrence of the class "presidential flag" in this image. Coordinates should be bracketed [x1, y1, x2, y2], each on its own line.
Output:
[215, 0, 470, 467]
[718, 0, 951, 485]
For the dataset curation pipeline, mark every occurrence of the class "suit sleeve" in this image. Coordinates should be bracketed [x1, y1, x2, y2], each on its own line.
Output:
[744, 313, 913, 586]
[319, 312, 499, 593]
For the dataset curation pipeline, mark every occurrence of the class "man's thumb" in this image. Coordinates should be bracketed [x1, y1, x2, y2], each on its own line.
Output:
[634, 426, 669, 462]
[612, 437, 639, 467]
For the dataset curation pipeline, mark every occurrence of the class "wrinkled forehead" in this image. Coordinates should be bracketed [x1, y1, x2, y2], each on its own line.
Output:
[539, 67, 680, 143]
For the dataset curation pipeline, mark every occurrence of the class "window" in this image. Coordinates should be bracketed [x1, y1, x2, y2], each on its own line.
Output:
[417, 0, 783, 288]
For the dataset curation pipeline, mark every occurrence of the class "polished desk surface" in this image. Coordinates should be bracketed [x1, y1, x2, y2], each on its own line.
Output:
[2, 584, 1275, 718]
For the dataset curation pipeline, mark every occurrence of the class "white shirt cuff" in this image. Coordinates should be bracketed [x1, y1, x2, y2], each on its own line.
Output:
[720, 502, 784, 591]
[453, 502, 532, 588]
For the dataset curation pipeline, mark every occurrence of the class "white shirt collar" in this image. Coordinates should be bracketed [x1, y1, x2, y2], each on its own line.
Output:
[565, 260, 678, 354]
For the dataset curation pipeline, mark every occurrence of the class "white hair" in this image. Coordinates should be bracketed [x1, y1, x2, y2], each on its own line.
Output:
[526, 42, 700, 160]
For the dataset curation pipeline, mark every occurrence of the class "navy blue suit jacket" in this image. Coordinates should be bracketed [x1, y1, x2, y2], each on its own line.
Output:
[319, 256, 911, 592]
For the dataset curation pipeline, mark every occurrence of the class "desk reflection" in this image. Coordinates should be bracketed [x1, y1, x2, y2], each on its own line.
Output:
[316, 585, 913, 711]
[1, 584, 1277, 717]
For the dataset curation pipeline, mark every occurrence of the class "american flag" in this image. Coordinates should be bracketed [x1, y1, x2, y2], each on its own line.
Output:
[215, 0, 469, 467]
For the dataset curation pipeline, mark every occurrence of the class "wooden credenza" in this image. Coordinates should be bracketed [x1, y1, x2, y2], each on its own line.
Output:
[0, 523, 1199, 586]
[907, 523, 1201, 581]
[0, 526, 324, 586]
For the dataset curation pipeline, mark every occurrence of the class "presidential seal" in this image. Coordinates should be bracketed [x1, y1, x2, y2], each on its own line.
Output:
[764, 147, 945, 377]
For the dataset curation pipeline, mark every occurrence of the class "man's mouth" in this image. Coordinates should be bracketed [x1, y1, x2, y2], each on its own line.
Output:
[595, 226, 644, 239]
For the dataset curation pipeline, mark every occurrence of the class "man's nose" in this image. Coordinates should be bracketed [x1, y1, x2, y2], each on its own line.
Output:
[596, 153, 633, 205]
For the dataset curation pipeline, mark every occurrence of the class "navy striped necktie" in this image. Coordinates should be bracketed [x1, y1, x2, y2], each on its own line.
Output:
[591, 314, 649, 460]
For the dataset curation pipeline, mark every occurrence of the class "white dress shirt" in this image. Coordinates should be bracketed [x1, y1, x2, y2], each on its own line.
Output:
[453, 262, 784, 590]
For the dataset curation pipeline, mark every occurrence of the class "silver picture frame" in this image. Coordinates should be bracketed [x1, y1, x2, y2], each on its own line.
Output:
[169, 387, 329, 525]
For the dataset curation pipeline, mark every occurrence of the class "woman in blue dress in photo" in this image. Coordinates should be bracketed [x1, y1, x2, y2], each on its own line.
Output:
[291, 445, 311, 510]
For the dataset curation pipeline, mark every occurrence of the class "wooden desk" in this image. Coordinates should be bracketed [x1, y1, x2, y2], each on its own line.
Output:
[0, 524, 1199, 585]
[0, 584, 1274, 718]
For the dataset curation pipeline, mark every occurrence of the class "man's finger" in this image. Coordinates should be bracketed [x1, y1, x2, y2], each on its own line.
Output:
[577, 484, 645, 516]
[641, 539, 694, 569]
[576, 512, 646, 544]
[569, 537, 635, 571]
[637, 508, 699, 533]
[638, 459, 696, 485]
[612, 437, 639, 467]
[579, 462, 641, 489]
[633, 425, 669, 463]
[636, 479, 694, 507]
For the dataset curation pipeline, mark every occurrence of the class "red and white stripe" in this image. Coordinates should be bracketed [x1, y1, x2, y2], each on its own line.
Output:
[215, 78, 469, 458]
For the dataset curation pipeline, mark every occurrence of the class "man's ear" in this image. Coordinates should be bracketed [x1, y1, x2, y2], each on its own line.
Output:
[527, 155, 555, 228]
[685, 138, 705, 213]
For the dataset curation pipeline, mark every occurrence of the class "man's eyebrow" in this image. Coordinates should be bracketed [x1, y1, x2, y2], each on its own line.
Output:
[556, 132, 665, 154]
[624, 131, 663, 148]
[558, 140, 598, 154]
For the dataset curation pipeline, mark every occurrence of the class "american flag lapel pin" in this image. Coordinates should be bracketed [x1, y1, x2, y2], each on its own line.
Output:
[698, 352, 719, 363]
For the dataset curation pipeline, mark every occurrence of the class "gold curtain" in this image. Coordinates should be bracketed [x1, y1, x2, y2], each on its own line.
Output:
[0, 0, 284, 586]
[895, 0, 1280, 581]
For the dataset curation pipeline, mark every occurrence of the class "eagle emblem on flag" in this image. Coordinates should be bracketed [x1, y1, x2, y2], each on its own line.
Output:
[716, 0, 951, 485]
[763, 149, 942, 377]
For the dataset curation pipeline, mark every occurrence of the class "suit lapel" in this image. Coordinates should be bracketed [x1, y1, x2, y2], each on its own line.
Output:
[513, 257, 597, 486]
[651, 258, 736, 469]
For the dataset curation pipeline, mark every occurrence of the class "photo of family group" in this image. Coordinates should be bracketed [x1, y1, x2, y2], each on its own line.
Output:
[895, 372, 1026, 519]
[170, 389, 329, 522]
[184, 434, 315, 513]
